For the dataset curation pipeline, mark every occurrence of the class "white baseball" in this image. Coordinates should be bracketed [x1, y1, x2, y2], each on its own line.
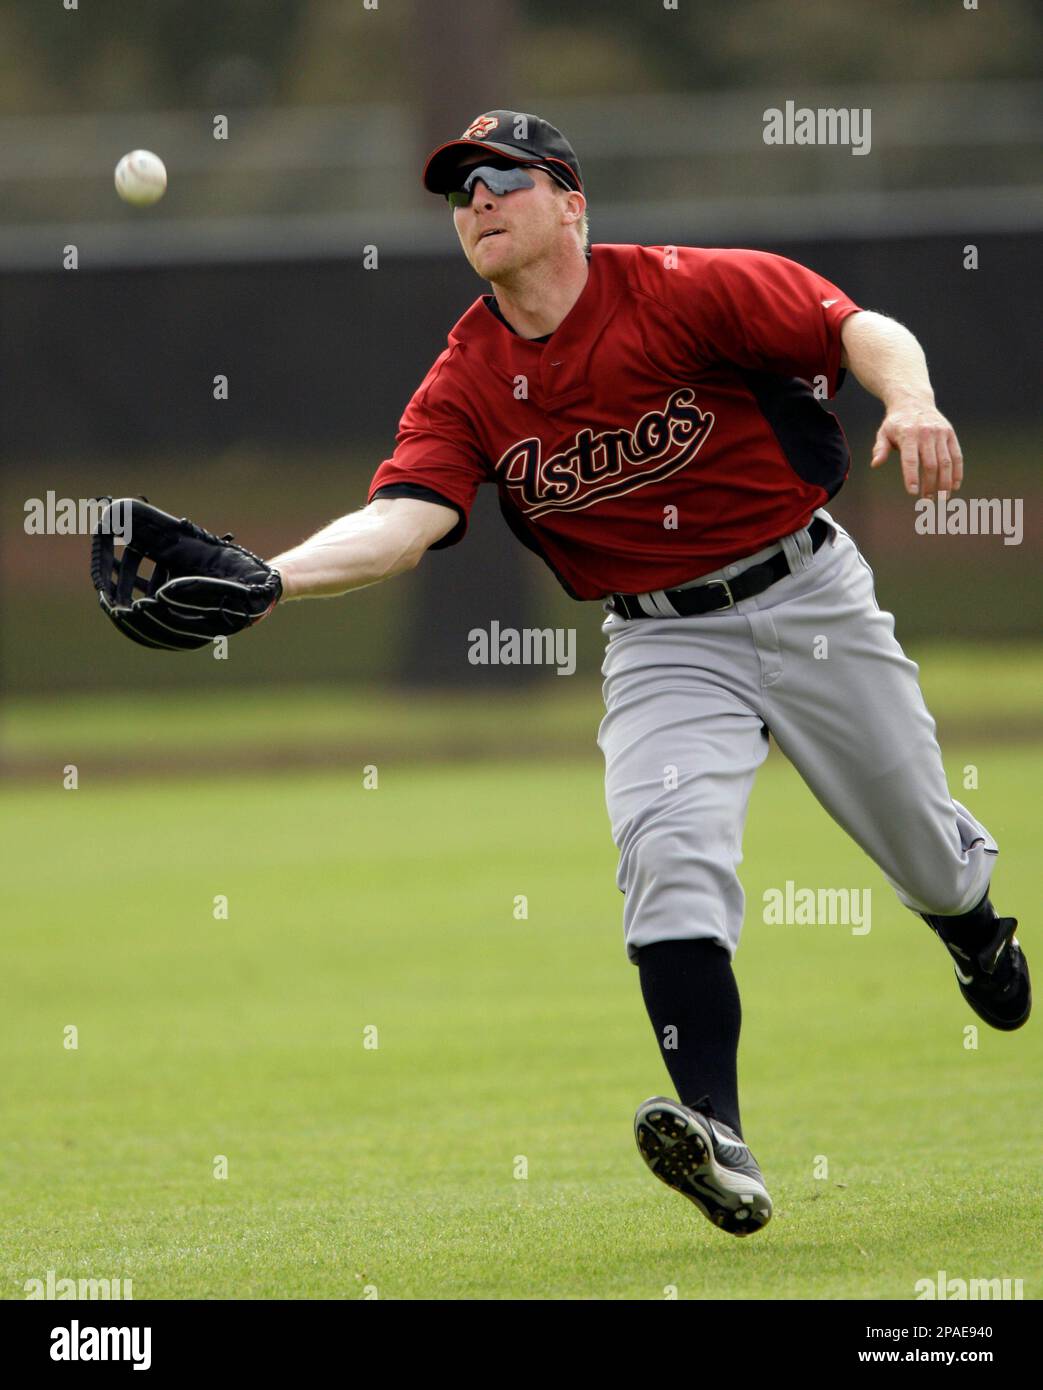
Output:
[114, 150, 167, 206]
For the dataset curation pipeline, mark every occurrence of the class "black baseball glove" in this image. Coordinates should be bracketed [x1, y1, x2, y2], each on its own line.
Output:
[90, 497, 283, 651]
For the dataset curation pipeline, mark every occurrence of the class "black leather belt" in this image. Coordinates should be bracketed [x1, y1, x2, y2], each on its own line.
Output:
[609, 517, 832, 620]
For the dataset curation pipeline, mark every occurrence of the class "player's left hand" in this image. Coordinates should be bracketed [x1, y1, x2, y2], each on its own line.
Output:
[869, 398, 964, 497]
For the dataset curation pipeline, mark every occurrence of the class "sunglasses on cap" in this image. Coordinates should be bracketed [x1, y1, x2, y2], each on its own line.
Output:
[446, 162, 572, 208]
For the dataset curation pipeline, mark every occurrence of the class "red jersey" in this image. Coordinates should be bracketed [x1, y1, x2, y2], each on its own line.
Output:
[368, 244, 861, 599]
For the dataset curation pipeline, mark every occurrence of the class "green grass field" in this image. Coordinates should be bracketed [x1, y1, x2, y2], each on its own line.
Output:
[2, 660, 1040, 1300]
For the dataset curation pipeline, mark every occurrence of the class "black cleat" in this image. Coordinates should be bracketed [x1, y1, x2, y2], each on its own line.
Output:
[922, 896, 1031, 1031]
[634, 1096, 772, 1237]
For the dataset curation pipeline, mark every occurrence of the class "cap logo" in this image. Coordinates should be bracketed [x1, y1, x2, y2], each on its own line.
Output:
[463, 115, 499, 139]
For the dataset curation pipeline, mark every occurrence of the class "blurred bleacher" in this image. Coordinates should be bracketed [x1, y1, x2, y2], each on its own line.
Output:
[1, 2, 1039, 694]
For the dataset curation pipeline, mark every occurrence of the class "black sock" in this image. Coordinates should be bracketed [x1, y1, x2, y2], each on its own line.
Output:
[637, 938, 744, 1138]
[924, 891, 999, 952]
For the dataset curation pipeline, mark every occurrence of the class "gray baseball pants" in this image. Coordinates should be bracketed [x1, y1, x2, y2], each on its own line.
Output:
[597, 510, 997, 962]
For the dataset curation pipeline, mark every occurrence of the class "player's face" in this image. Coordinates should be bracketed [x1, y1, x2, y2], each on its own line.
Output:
[450, 164, 572, 281]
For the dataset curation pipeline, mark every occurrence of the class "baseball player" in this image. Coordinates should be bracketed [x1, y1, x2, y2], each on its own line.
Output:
[94, 111, 1030, 1238]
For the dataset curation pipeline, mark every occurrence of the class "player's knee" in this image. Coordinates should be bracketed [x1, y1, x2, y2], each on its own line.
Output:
[619, 818, 733, 895]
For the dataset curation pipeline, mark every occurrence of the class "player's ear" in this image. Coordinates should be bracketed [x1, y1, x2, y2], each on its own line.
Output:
[562, 190, 585, 226]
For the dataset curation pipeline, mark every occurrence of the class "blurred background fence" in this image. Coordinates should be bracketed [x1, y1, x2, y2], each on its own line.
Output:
[1, 0, 1039, 696]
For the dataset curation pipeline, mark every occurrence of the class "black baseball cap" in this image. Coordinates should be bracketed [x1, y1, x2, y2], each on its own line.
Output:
[422, 110, 583, 194]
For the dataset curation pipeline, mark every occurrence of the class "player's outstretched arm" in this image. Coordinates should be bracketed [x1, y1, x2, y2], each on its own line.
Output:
[839, 309, 964, 499]
[269, 496, 458, 601]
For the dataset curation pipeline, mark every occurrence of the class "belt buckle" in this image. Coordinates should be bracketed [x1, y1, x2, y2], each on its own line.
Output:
[701, 578, 734, 611]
